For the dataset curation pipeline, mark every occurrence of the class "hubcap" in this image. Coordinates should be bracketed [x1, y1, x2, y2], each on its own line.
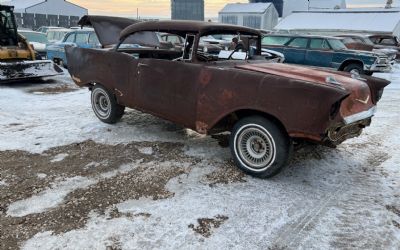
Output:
[92, 88, 111, 119]
[235, 125, 275, 170]
[350, 68, 360, 74]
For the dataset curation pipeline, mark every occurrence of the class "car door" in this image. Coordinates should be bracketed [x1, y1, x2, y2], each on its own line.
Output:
[283, 37, 309, 64]
[135, 58, 202, 129]
[305, 38, 334, 68]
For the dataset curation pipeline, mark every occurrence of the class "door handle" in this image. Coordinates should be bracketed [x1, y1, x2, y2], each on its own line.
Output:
[138, 63, 148, 67]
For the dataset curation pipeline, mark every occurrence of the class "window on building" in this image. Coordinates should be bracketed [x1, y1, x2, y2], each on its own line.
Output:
[243, 15, 261, 29]
[221, 15, 238, 25]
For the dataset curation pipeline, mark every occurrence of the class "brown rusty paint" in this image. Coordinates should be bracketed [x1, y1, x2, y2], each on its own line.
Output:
[66, 18, 390, 145]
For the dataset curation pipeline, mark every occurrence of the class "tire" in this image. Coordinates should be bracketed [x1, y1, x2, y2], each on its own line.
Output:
[91, 84, 125, 124]
[230, 116, 292, 178]
[343, 63, 364, 75]
[364, 71, 373, 76]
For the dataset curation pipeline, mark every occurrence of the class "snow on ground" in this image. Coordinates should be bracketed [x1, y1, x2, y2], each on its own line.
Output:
[1, 67, 399, 249]
[7, 160, 143, 217]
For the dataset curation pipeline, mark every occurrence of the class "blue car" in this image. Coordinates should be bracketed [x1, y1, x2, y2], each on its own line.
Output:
[47, 30, 100, 67]
[262, 34, 392, 76]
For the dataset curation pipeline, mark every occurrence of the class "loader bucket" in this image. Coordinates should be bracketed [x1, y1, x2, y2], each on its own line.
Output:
[0, 60, 63, 82]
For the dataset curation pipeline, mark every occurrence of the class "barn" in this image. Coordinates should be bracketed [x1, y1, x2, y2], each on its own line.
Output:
[3, 0, 88, 29]
[218, 3, 279, 31]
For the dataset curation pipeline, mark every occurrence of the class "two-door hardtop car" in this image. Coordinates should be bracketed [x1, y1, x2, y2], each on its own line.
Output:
[66, 16, 390, 178]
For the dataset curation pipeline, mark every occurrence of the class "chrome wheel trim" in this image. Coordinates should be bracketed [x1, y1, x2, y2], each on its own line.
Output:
[350, 68, 360, 74]
[234, 124, 276, 172]
[92, 87, 111, 119]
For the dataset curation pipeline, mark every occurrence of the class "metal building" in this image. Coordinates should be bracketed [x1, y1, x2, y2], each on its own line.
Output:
[219, 3, 279, 30]
[249, 0, 346, 17]
[3, 0, 87, 29]
[171, 0, 204, 21]
[250, 0, 284, 17]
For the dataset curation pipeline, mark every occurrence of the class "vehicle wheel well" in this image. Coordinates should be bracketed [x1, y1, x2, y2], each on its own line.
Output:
[339, 60, 363, 71]
[209, 109, 287, 135]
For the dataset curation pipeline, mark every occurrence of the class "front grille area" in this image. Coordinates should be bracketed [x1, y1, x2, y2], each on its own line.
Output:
[325, 118, 372, 146]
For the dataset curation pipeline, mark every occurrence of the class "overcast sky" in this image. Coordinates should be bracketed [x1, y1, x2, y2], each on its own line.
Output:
[2, 0, 398, 17]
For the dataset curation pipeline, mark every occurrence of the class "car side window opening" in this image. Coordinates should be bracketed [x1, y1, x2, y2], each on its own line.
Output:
[287, 38, 309, 48]
[76, 33, 89, 44]
[183, 34, 195, 61]
[309, 38, 330, 50]
[262, 36, 291, 46]
[380, 38, 396, 46]
[88, 33, 99, 45]
[327, 39, 347, 50]
[65, 33, 75, 43]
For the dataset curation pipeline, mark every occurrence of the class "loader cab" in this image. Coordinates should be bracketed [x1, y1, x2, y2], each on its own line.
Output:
[0, 5, 18, 46]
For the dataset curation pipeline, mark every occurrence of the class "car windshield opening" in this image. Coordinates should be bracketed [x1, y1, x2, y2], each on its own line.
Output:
[197, 33, 260, 62]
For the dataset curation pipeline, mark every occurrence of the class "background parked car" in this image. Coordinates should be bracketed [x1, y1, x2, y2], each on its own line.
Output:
[368, 34, 400, 60]
[46, 28, 72, 43]
[47, 30, 100, 67]
[18, 30, 48, 59]
[337, 34, 398, 62]
[36, 26, 63, 34]
[262, 34, 391, 75]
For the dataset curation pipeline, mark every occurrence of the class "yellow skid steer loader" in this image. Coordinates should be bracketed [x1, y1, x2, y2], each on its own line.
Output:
[0, 5, 62, 82]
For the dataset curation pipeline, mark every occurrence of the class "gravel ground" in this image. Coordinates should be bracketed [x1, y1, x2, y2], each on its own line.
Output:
[0, 68, 399, 250]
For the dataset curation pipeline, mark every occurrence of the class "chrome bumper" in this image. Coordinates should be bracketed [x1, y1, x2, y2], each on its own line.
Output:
[366, 63, 392, 72]
[344, 106, 377, 125]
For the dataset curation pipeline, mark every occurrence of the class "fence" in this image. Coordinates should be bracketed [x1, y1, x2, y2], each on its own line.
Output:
[15, 12, 81, 30]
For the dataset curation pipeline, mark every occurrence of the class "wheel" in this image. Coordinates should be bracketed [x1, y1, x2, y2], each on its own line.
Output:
[230, 116, 292, 178]
[91, 84, 125, 124]
[343, 63, 364, 75]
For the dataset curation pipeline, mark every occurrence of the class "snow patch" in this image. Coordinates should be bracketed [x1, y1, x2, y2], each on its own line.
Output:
[7, 176, 95, 217]
[7, 160, 143, 217]
[137, 146, 153, 155]
[50, 153, 68, 163]
[37, 173, 47, 179]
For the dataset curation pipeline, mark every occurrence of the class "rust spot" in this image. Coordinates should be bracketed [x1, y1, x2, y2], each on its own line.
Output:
[71, 75, 82, 84]
[199, 69, 212, 87]
[221, 89, 234, 101]
[195, 121, 208, 134]
[114, 88, 124, 97]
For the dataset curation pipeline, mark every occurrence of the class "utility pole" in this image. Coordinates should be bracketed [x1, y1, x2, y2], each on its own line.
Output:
[385, 0, 393, 9]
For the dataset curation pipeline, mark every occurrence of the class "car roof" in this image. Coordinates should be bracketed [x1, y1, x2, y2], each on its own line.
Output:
[121, 20, 261, 39]
[266, 34, 339, 40]
[18, 30, 45, 35]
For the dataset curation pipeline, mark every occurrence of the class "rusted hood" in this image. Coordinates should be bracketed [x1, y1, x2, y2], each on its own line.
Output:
[237, 63, 380, 118]
[237, 63, 362, 90]
[78, 15, 140, 47]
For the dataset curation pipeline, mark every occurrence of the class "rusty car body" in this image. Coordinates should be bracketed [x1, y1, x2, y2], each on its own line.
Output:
[66, 16, 390, 178]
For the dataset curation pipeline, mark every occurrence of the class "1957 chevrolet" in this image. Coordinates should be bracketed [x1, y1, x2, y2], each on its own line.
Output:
[66, 16, 390, 178]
